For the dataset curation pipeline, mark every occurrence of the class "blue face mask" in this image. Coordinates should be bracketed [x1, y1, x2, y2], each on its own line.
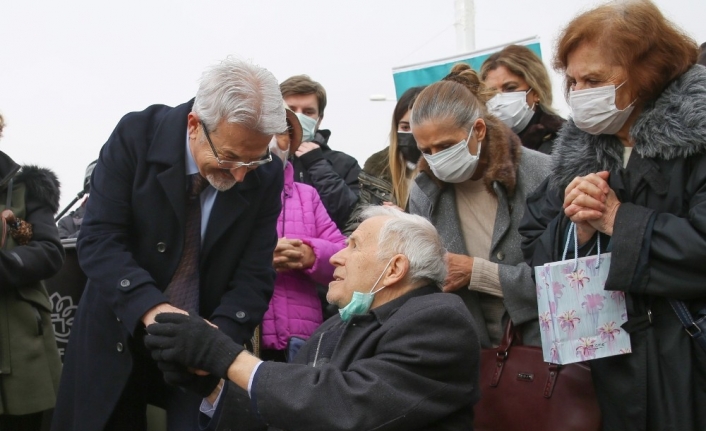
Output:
[338, 258, 393, 322]
[295, 112, 318, 142]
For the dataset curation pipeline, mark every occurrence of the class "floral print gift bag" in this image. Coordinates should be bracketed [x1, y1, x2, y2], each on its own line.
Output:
[535, 223, 631, 365]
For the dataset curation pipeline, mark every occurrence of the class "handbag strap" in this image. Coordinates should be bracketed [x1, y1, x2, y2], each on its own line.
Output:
[490, 320, 517, 387]
[669, 299, 706, 351]
[487, 320, 568, 399]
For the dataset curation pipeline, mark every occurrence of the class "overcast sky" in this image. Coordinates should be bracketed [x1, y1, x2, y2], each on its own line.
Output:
[2, 0, 705, 212]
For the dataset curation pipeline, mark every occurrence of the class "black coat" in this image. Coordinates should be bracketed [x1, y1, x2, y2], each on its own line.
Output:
[291, 129, 361, 230]
[520, 66, 706, 431]
[207, 286, 480, 431]
[516, 105, 565, 155]
[52, 100, 283, 431]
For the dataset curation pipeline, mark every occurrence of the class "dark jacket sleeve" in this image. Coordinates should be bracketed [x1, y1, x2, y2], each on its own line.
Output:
[298, 149, 361, 230]
[251, 301, 478, 431]
[608, 157, 706, 299]
[519, 177, 565, 268]
[1, 187, 64, 287]
[77, 115, 169, 335]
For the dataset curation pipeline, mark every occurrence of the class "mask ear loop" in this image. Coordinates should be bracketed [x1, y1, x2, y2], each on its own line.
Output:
[614, 81, 637, 111]
[369, 258, 394, 294]
[466, 126, 482, 157]
[526, 87, 537, 110]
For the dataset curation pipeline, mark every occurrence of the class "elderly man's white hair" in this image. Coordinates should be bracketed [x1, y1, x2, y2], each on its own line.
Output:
[193, 57, 286, 135]
[360, 206, 447, 288]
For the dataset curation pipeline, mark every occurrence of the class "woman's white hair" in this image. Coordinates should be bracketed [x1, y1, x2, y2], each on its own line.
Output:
[193, 57, 286, 135]
[360, 206, 447, 288]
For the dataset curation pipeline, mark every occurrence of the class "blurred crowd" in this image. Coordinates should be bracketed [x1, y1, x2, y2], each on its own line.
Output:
[1, 1, 706, 431]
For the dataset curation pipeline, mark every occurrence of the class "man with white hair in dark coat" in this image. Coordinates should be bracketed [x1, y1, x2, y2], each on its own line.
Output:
[146, 206, 481, 431]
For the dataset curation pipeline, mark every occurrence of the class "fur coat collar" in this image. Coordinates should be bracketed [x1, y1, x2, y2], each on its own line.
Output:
[418, 115, 522, 197]
[550, 65, 706, 190]
[0, 150, 61, 214]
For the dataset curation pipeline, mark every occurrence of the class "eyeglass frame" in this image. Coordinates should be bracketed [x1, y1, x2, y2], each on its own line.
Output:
[200, 121, 272, 170]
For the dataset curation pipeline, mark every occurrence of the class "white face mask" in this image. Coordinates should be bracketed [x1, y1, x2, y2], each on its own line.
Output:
[422, 128, 481, 183]
[569, 81, 635, 135]
[487, 88, 535, 133]
[295, 112, 318, 142]
[269, 136, 289, 170]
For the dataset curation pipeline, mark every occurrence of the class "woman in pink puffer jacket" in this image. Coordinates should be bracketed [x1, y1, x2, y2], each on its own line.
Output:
[260, 109, 346, 361]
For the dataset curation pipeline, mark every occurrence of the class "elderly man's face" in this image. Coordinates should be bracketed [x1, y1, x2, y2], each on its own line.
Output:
[327, 216, 390, 309]
[187, 113, 272, 190]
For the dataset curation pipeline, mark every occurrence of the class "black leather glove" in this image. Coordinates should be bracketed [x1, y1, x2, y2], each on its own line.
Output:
[156, 361, 221, 397]
[145, 313, 244, 379]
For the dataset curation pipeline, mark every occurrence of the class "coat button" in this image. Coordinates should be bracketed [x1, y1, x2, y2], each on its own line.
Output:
[157, 242, 166, 253]
[116, 342, 124, 352]
[235, 311, 246, 319]
[120, 279, 130, 288]
[116, 317, 121, 322]
[496, 251, 505, 261]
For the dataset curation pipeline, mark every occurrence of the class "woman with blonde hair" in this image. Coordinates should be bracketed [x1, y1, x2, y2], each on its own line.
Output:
[408, 63, 551, 347]
[481, 44, 565, 154]
[520, 1, 706, 429]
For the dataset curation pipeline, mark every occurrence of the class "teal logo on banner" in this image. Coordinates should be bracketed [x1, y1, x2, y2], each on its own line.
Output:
[392, 39, 541, 99]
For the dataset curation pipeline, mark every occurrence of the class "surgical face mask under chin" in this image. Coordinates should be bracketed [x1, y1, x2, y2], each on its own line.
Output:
[338, 259, 392, 322]
[487, 88, 535, 133]
[268, 137, 289, 170]
[569, 81, 635, 135]
[422, 128, 481, 183]
[295, 112, 318, 142]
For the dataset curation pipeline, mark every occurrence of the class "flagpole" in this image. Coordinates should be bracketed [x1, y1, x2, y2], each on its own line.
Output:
[455, 0, 475, 53]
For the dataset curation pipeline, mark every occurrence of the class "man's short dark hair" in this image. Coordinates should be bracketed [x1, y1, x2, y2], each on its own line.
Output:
[280, 75, 327, 116]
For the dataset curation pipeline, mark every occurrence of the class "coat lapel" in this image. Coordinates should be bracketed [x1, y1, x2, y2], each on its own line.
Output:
[157, 164, 186, 230]
[201, 169, 262, 261]
[147, 100, 194, 231]
[490, 182, 510, 252]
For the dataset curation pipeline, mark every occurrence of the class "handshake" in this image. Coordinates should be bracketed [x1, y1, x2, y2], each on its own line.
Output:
[144, 313, 245, 396]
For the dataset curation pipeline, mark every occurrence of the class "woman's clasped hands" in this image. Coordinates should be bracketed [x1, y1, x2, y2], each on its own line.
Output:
[563, 171, 621, 245]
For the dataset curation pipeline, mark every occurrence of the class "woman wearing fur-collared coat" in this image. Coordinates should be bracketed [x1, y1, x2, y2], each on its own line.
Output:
[408, 64, 551, 348]
[0, 146, 64, 430]
[519, 2, 706, 430]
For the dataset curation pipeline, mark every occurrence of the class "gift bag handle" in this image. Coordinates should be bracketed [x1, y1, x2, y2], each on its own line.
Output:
[561, 222, 601, 272]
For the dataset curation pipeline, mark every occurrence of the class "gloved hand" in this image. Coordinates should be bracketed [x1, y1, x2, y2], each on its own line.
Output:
[145, 313, 244, 379]
[157, 361, 221, 397]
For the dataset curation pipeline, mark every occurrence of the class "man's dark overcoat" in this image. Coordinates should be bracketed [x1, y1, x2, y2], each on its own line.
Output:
[52, 100, 283, 431]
